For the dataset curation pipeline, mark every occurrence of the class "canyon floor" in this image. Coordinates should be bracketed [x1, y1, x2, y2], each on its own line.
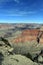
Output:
[0, 23, 43, 65]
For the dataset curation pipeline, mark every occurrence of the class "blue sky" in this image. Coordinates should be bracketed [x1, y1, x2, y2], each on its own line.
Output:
[0, 0, 43, 23]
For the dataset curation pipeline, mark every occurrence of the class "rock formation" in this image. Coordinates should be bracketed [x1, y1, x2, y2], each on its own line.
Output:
[11, 29, 43, 44]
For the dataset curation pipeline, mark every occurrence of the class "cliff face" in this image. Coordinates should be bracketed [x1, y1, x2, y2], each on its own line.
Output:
[22, 29, 39, 36]
[11, 29, 43, 44]
[40, 33, 43, 43]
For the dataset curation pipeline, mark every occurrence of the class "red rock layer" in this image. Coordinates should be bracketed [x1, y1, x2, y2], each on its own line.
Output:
[11, 29, 43, 44]
[22, 29, 40, 36]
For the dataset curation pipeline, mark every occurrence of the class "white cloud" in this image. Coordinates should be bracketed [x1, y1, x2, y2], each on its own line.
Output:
[0, 0, 20, 5]
[14, 0, 20, 3]
[18, 11, 36, 15]
[0, 6, 36, 16]
[1, 10, 36, 16]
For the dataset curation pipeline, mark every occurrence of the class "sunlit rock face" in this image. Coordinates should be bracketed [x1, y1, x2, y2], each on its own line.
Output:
[22, 29, 39, 36]
[11, 29, 43, 44]
[40, 34, 43, 44]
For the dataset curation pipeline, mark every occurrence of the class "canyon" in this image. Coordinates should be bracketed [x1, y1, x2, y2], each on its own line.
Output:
[11, 29, 43, 44]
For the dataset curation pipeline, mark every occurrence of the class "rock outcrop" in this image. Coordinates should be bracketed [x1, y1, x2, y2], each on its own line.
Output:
[11, 29, 43, 44]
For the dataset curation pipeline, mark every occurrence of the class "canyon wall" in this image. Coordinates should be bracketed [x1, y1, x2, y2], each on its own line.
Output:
[11, 29, 43, 44]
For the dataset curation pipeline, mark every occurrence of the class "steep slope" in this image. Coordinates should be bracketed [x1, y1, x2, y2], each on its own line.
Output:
[11, 29, 43, 44]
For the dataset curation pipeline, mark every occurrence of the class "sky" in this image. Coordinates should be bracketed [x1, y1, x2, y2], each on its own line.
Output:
[0, 0, 43, 23]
